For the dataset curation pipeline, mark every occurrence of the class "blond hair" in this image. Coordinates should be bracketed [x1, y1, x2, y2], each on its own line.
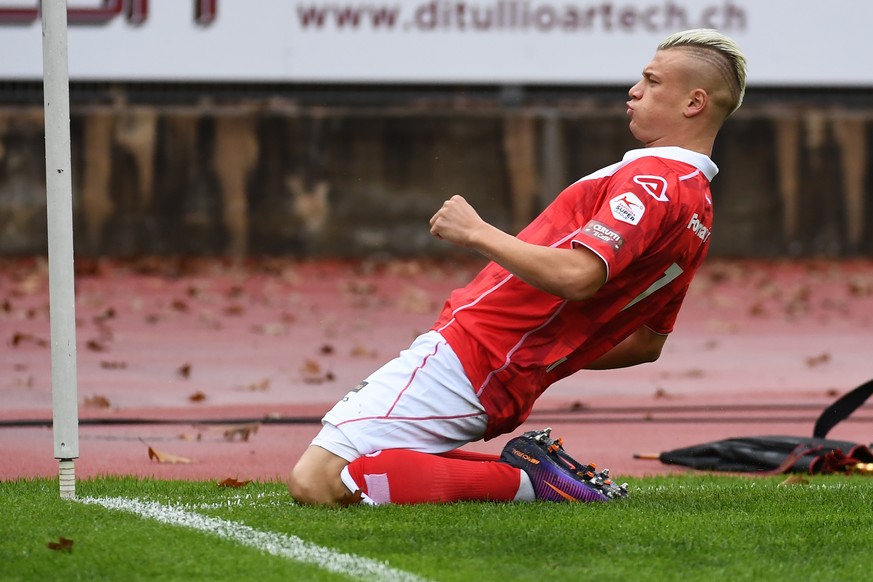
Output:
[659, 28, 748, 116]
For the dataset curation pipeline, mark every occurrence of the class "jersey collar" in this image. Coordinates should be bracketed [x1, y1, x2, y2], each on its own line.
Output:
[623, 147, 719, 182]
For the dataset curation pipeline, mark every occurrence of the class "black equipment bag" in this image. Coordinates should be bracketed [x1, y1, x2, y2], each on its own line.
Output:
[657, 378, 873, 474]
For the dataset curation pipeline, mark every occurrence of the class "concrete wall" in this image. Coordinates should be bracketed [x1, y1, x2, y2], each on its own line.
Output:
[1, 102, 870, 258]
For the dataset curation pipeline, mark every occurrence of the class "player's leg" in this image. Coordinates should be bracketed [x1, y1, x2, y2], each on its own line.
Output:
[288, 444, 354, 506]
[341, 448, 528, 504]
[288, 331, 532, 505]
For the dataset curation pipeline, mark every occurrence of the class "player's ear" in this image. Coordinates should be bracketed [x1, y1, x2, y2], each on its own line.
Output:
[684, 88, 707, 118]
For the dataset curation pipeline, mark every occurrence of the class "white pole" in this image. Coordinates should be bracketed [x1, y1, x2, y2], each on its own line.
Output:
[41, 0, 80, 500]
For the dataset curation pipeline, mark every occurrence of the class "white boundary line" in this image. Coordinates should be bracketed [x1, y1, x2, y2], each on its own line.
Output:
[80, 496, 429, 582]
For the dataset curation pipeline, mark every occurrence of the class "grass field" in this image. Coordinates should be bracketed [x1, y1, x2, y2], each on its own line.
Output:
[3, 474, 872, 581]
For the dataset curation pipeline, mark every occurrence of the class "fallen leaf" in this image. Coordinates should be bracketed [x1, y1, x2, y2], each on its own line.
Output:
[848, 277, 873, 297]
[748, 302, 767, 317]
[805, 353, 831, 367]
[177, 363, 191, 379]
[93, 307, 116, 323]
[83, 395, 111, 409]
[350, 345, 378, 358]
[778, 475, 810, 487]
[13, 375, 34, 388]
[238, 378, 270, 392]
[223, 304, 245, 316]
[251, 322, 287, 336]
[47, 537, 74, 552]
[301, 358, 329, 383]
[188, 391, 207, 403]
[342, 280, 376, 296]
[703, 340, 720, 350]
[396, 285, 433, 314]
[10, 332, 49, 348]
[338, 488, 364, 507]
[177, 432, 202, 441]
[85, 339, 107, 352]
[217, 477, 252, 488]
[100, 360, 127, 370]
[654, 387, 677, 400]
[320, 344, 335, 355]
[147, 445, 194, 464]
[223, 423, 260, 442]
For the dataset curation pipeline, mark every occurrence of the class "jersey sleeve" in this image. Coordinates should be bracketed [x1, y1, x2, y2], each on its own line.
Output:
[572, 165, 679, 282]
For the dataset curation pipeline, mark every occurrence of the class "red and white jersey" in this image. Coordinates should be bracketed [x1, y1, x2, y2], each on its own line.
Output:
[432, 146, 717, 439]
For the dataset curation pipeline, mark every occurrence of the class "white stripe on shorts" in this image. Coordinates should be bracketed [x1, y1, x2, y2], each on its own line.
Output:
[312, 331, 487, 462]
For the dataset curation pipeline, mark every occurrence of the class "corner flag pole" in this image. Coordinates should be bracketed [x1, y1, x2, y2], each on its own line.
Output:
[41, 0, 80, 499]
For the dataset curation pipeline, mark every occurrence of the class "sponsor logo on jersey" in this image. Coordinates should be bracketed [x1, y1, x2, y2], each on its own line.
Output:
[609, 192, 645, 225]
[633, 175, 670, 202]
[687, 212, 712, 242]
[582, 220, 624, 251]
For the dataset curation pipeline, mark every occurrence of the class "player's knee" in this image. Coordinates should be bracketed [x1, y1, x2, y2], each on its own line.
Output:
[288, 457, 348, 506]
[288, 464, 330, 505]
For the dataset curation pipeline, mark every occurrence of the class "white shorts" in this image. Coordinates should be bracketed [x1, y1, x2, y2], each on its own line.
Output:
[311, 331, 488, 462]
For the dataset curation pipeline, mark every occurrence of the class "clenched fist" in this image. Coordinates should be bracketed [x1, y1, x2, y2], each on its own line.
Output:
[429, 195, 486, 247]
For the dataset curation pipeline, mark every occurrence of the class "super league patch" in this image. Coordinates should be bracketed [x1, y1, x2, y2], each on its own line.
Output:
[582, 220, 625, 251]
[609, 192, 645, 225]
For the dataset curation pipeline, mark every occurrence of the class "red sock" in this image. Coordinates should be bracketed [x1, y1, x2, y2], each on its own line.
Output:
[345, 449, 521, 504]
[437, 449, 501, 462]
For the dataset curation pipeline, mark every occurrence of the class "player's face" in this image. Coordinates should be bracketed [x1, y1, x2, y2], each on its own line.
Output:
[626, 49, 694, 145]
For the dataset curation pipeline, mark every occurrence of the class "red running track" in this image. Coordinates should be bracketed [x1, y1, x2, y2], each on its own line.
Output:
[2, 257, 872, 483]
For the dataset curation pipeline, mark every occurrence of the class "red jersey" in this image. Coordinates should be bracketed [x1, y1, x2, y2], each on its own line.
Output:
[432, 147, 717, 439]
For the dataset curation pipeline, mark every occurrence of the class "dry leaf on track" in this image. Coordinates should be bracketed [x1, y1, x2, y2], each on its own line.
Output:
[86, 339, 108, 352]
[10, 332, 48, 348]
[177, 363, 192, 379]
[804, 352, 831, 367]
[83, 395, 111, 409]
[240, 378, 270, 392]
[147, 445, 194, 464]
[223, 423, 260, 442]
[100, 360, 127, 370]
[301, 358, 331, 383]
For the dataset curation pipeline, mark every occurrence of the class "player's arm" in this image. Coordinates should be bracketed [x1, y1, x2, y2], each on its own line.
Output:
[429, 195, 606, 301]
[583, 326, 668, 370]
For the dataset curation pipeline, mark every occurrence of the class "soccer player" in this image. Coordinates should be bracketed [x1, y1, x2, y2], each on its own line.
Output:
[288, 28, 748, 505]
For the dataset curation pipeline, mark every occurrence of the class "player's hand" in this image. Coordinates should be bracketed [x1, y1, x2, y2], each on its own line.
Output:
[429, 195, 486, 247]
